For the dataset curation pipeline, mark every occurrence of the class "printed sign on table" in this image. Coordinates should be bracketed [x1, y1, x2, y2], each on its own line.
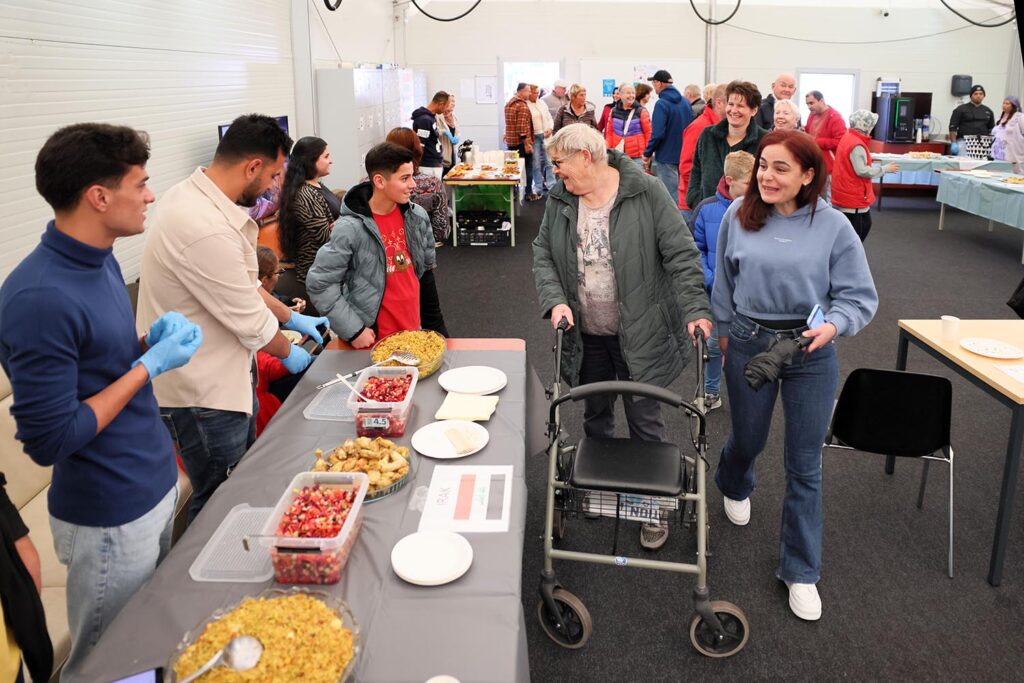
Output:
[419, 465, 513, 533]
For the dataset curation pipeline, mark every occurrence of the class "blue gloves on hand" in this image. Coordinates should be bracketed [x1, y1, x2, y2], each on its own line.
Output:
[283, 311, 329, 346]
[950, 142, 960, 156]
[135, 324, 203, 380]
[280, 343, 314, 374]
[445, 131, 460, 145]
[145, 311, 189, 348]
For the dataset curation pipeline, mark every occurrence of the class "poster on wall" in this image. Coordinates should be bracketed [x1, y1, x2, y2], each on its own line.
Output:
[633, 65, 659, 83]
[602, 79, 617, 97]
[475, 76, 497, 104]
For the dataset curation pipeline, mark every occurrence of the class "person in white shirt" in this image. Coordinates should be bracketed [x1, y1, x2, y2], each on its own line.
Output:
[529, 84, 555, 197]
[136, 114, 329, 521]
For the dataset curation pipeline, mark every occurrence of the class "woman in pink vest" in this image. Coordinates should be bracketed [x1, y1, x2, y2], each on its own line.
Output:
[830, 110, 899, 242]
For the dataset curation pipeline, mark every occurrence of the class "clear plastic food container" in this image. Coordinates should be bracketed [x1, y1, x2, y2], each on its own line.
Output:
[260, 471, 368, 584]
[346, 366, 418, 437]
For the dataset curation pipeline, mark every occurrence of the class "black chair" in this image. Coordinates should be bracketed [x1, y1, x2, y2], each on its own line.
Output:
[824, 368, 955, 578]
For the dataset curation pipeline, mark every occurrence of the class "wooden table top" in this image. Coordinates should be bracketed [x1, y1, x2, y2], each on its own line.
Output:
[899, 319, 1024, 404]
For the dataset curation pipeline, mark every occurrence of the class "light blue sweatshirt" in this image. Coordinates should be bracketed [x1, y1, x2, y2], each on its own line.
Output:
[711, 197, 878, 337]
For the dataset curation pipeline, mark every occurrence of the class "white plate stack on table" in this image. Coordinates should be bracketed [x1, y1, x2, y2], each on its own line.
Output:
[410, 366, 509, 458]
[412, 420, 490, 459]
[390, 530, 474, 586]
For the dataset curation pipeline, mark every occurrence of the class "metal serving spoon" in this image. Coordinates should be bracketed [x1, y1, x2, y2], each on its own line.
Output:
[316, 351, 422, 390]
[178, 635, 263, 683]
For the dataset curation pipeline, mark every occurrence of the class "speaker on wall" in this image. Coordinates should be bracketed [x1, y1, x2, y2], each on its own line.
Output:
[951, 75, 973, 97]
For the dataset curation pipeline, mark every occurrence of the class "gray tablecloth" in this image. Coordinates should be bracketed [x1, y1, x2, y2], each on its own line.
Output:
[75, 348, 536, 683]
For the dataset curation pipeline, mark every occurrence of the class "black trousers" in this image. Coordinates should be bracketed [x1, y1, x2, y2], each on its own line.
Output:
[579, 333, 665, 441]
[420, 269, 449, 337]
[515, 142, 534, 194]
[842, 209, 873, 242]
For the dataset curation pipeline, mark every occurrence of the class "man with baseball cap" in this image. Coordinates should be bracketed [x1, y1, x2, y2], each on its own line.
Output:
[543, 79, 569, 120]
[949, 84, 995, 143]
[642, 70, 694, 199]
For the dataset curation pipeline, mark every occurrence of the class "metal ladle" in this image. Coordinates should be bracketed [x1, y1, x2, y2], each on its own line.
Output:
[178, 635, 263, 683]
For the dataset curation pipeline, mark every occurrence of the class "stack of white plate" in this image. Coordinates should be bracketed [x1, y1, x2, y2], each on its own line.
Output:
[438, 366, 507, 395]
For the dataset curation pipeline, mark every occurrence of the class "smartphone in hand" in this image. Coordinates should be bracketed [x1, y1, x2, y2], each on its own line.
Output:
[806, 304, 826, 328]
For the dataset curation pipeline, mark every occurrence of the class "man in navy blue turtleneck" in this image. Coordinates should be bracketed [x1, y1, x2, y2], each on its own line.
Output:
[0, 123, 202, 679]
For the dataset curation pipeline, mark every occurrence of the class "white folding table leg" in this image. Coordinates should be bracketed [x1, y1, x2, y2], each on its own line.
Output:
[510, 185, 516, 247]
[451, 187, 459, 247]
[988, 219, 994, 232]
[938, 203, 946, 231]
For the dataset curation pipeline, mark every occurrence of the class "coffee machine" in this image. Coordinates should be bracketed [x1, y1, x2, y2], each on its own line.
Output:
[873, 95, 915, 143]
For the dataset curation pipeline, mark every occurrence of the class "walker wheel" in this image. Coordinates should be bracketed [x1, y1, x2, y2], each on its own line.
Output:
[689, 600, 749, 658]
[538, 588, 592, 649]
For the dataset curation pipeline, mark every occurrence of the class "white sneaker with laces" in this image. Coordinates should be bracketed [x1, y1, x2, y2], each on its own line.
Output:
[723, 496, 750, 526]
[785, 582, 822, 621]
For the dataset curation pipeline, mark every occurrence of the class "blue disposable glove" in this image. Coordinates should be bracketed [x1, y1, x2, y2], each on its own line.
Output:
[283, 311, 328, 345]
[145, 311, 189, 347]
[134, 324, 203, 380]
[445, 131, 460, 145]
[280, 343, 313, 374]
[950, 142, 960, 156]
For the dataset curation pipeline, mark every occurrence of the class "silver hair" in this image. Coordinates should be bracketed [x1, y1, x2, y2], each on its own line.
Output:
[618, 82, 636, 95]
[773, 98, 800, 117]
[545, 123, 608, 165]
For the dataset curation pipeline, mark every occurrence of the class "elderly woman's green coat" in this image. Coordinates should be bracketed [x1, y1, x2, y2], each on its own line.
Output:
[532, 149, 711, 387]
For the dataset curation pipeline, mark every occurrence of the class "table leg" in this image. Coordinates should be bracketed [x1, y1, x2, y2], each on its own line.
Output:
[988, 219, 994, 233]
[877, 177, 883, 212]
[452, 187, 459, 247]
[988, 405, 1024, 586]
[510, 185, 516, 247]
[938, 202, 946, 231]
[886, 331, 910, 475]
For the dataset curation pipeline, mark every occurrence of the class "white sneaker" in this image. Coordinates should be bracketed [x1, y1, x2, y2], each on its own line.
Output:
[723, 496, 750, 526]
[785, 582, 822, 621]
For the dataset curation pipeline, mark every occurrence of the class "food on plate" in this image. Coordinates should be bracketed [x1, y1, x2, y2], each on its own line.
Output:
[480, 164, 497, 171]
[503, 163, 520, 176]
[445, 426, 480, 455]
[446, 167, 468, 178]
[172, 593, 355, 682]
[276, 485, 355, 538]
[358, 374, 413, 403]
[1002, 175, 1024, 185]
[371, 330, 445, 377]
[312, 437, 410, 492]
[907, 151, 940, 159]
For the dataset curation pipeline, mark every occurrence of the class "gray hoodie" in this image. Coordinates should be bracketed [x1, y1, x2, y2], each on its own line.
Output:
[711, 197, 878, 337]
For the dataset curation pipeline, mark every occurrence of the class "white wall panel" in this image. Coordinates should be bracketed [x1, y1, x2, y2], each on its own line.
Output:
[0, 0, 295, 283]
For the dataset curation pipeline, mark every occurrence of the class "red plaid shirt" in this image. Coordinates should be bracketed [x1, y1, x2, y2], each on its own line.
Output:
[504, 95, 534, 149]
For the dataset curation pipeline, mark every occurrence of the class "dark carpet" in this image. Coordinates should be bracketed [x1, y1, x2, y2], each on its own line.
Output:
[432, 194, 1024, 682]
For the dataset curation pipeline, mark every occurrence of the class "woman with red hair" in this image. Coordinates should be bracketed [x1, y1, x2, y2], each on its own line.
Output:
[711, 130, 878, 623]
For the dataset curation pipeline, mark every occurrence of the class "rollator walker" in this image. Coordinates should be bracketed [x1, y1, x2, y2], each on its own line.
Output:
[537, 318, 749, 657]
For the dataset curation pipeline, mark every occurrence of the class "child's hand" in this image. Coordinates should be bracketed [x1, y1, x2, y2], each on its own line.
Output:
[291, 298, 306, 313]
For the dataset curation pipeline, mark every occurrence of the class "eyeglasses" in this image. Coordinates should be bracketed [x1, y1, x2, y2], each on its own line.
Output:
[550, 151, 579, 169]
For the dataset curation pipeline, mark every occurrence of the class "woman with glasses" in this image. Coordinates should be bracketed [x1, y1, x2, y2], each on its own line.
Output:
[533, 123, 712, 550]
[278, 136, 342, 315]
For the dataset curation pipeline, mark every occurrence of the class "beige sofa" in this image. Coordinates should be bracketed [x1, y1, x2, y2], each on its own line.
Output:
[1, 366, 191, 681]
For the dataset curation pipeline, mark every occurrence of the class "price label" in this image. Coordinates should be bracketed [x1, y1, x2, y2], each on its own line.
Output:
[361, 416, 391, 430]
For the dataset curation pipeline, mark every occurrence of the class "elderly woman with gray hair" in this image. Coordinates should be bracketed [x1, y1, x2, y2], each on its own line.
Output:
[532, 123, 712, 550]
[772, 99, 803, 131]
[830, 109, 900, 241]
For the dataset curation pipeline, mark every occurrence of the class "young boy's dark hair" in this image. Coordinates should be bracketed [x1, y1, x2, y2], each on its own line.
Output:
[364, 142, 415, 180]
[215, 114, 293, 164]
[256, 245, 279, 281]
[35, 123, 151, 212]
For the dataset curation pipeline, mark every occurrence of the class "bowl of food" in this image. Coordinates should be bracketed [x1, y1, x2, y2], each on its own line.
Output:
[370, 330, 446, 378]
[167, 587, 359, 682]
[312, 436, 414, 502]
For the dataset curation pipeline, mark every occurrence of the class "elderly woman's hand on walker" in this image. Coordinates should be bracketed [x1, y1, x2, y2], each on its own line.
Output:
[688, 318, 713, 345]
[550, 304, 574, 329]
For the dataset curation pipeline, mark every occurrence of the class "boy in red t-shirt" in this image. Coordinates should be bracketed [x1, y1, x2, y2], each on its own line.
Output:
[305, 143, 436, 348]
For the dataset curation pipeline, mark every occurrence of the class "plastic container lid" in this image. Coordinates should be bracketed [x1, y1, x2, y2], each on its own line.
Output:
[304, 382, 355, 422]
[188, 504, 274, 583]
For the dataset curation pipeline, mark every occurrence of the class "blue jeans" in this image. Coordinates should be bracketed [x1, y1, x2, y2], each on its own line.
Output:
[162, 392, 257, 522]
[715, 313, 838, 583]
[705, 315, 722, 396]
[50, 485, 176, 680]
[651, 159, 680, 202]
[533, 134, 554, 191]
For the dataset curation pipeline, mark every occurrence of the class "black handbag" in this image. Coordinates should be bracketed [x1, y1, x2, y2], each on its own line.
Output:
[1008, 275, 1024, 319]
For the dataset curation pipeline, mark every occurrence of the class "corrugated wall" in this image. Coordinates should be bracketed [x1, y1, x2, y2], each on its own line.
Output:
[0, 0, 296, 283]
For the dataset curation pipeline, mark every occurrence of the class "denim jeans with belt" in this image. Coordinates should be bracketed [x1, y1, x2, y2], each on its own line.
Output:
[50, 485, 176, 680]
[161, 391, 258, 522]
[714, 313, 838, 583]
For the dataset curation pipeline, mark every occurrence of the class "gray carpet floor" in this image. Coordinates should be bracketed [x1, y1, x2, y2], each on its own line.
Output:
[432, 194, 1024, 682]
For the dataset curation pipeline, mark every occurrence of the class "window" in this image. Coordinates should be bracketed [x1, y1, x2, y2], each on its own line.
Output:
[797, 71, 858, 126]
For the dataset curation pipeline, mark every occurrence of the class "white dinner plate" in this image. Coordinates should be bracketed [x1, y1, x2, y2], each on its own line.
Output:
[438, 366, 508, 395]
[391, 531, 473, 586]
[959, 337, 1024, 360]
[281, 330, 303, 344]
[411, 420, 490, 459]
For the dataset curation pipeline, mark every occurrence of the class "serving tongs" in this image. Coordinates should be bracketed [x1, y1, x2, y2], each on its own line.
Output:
[316, 351, 421, 390]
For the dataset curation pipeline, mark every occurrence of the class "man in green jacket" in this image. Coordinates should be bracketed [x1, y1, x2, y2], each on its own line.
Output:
[307, 143, 436, 346]
[533, 123, 712, 549]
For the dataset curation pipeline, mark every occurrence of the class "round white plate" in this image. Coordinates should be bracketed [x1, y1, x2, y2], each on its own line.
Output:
[959, 337, 1024, 360]
[391, 531, 473, 586]
[411, 420, 490, 459]
[438, 366, 508, 395]
[281, 330, 303, 344]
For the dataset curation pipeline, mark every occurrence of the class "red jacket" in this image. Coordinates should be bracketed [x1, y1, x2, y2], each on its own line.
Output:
[255, 351, 290, 436]
[806, 106, 846, 173]
[604, 104, 652, 159]
[678, 105, 720, 209]
[831, 128, 875, 209]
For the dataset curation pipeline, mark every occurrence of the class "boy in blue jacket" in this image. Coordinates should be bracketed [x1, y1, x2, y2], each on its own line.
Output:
[688, 150, 754, 411]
